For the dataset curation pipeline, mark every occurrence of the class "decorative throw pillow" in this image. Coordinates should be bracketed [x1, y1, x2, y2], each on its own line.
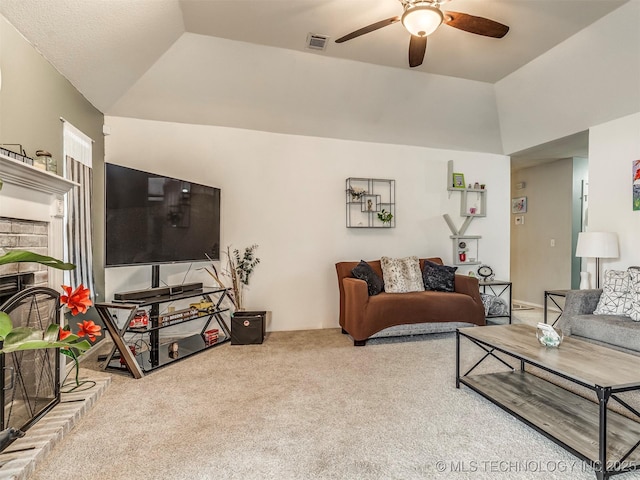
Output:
[593, 270, 632, 316]
[628, 267, 640, 321]
[423, 260, 457, 292]
[380, 256, 424, 293]
[351, 260, 384, 296]
[480, 293, 509, 316]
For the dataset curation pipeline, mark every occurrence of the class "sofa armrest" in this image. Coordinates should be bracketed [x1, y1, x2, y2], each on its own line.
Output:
[558, 289, 602, 336]
[342, 277, 370, 338]
[563, 289, 602, 316]
[454, 274, 482, 305]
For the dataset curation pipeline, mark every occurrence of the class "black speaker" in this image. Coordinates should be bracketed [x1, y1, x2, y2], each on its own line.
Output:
[231, 311, 266, 345]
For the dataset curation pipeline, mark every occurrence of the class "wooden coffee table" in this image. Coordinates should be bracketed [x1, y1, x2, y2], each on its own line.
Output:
[456, 324, 640, 480]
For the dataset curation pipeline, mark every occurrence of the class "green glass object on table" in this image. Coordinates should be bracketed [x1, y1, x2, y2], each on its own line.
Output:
[536, 323, 563, 347]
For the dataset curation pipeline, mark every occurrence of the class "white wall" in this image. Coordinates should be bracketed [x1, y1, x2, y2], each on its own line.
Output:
[104, 116, 510, 332]
[495, 0, 640, 155]
[510, 159, 574, 305]
[108, 32, 503, 154]
[587, 112, 640, 278]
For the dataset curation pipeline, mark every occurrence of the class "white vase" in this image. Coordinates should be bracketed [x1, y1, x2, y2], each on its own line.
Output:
[579, 272, 590, 289]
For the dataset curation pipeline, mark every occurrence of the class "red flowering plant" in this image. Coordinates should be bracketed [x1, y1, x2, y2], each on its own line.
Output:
[0, 250, 101, 390]
[59, 284, 101, 390]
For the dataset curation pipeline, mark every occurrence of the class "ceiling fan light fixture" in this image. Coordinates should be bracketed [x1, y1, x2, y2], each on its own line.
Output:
[401, 4, 444, 37]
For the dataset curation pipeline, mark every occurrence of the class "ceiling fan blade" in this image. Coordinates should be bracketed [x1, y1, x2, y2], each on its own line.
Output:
[408, 35, 427, 68]
[444, 11, 509, 38]
[335, 16, 400, 43]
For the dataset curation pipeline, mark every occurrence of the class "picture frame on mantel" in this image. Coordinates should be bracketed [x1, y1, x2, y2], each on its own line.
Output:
[452, 173, 465, 189]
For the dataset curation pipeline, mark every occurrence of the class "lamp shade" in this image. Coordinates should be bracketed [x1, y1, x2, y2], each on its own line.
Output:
[575, 232, 619, 259]
[401, 4, 444, 37]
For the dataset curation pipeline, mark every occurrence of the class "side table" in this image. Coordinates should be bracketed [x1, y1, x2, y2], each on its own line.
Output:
[544, 289, 569, 326]
[479, 280, 512, 324]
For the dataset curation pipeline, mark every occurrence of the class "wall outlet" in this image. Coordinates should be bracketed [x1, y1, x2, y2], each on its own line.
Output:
[550, 238, 556, 247]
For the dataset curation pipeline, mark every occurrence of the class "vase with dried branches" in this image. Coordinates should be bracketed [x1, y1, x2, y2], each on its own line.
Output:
[203, 244, 260, 311]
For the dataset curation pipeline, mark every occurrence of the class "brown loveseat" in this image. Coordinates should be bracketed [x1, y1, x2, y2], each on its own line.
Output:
[336, 257, 485, 345]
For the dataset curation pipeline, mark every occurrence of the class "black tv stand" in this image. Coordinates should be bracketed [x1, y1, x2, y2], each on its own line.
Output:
[96, 286, 232, 378]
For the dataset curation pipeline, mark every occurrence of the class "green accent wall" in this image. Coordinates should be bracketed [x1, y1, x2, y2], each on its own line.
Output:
[0, 14, 105, 301]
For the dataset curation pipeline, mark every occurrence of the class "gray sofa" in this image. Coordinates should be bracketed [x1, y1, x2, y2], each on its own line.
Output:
[558, 289, 640, 354]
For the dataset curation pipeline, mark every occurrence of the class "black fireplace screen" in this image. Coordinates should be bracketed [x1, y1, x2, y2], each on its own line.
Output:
[0, 287, 60, 431]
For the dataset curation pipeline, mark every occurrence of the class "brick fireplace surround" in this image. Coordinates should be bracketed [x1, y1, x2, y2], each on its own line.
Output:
[0, 153, 110, 478]
[0, 218, 50, 298]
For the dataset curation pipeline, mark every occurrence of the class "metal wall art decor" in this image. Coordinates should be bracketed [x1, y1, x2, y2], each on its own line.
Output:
[345, 178, 395, 228]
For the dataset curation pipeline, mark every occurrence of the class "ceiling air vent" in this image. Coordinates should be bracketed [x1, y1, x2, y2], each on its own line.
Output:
[306, 33, 329, 51]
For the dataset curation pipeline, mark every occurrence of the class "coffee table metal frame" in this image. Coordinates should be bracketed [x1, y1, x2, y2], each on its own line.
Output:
[456, 325, 640, 480]
[544, 289, 569, 326]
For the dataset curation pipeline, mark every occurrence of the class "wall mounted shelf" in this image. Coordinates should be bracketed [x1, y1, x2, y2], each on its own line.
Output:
[346, 177, 395, 228]
[444, 160, 486, 266]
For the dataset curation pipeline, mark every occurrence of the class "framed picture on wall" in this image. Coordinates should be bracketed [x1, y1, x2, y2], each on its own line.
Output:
[452, 173, 465, 189]
[633, 160, 640, 211]
[511, 196, 527, 213]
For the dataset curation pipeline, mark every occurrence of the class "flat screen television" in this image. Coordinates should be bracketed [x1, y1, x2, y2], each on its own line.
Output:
[105, 163, 221, 266]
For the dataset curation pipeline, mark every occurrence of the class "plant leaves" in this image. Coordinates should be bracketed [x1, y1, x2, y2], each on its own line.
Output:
[0, 337, 92, 353]
[43, 324, 60, 343]
[0, 250, 76, 270]
[70, 339, 91, 352]
[0, 312, 13, 340]
[4, 327, 43, 346]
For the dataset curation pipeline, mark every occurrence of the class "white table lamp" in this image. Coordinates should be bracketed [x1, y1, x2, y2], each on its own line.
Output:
[575, 231, 619, 288]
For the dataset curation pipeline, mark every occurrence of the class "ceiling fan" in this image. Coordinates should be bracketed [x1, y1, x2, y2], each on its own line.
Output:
[335, 0, 509, 68]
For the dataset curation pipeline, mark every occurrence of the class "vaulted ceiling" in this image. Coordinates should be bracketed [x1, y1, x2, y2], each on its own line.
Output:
[0, 0, 629, 154]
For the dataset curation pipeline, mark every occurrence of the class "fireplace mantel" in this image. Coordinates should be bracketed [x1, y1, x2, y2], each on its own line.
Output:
[0, 152, 77, 197]
[0, 152, 78, 289]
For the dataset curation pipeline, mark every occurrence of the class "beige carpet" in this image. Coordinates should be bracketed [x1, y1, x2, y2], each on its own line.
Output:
[29, 326, 638, 480]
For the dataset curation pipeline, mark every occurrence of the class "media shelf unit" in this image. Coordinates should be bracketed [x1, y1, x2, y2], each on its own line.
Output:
[96, 286, 232, 379]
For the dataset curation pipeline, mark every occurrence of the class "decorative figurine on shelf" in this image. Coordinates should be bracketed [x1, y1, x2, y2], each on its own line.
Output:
[458, 241, 468, 263]
[347, 186, 367, 201]
[367, 199, 373, 211]
[129, 309, 149, 328]
[474, 182, 480, 189]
